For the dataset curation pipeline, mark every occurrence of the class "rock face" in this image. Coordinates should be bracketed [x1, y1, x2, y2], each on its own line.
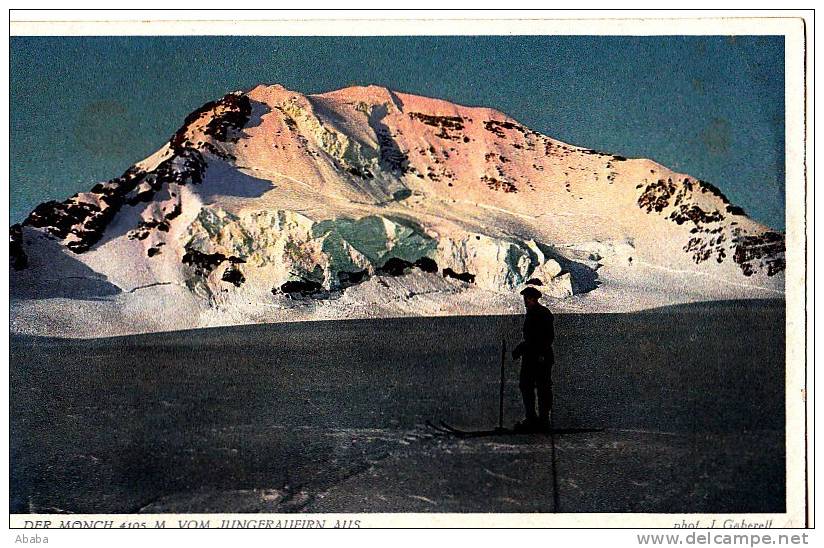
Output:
[10, 84, 784, 337]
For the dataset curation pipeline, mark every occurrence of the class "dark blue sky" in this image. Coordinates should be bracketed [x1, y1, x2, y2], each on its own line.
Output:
[10, 35, 785, 229]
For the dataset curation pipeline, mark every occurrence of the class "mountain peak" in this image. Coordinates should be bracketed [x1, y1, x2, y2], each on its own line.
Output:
[10, 83, 784, 337]
[319, 83, 396, 99]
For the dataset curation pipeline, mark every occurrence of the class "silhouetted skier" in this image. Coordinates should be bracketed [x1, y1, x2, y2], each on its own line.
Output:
[512, 286, 555, 433]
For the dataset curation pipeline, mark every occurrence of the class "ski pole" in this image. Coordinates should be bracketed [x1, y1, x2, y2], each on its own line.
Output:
[549, 381, 559, 512]
[498, 336, 506, 430]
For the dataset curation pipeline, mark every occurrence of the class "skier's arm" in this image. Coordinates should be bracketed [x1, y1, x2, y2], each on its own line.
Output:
[536, 310, 554, 356]
[512, 341, 525, 359]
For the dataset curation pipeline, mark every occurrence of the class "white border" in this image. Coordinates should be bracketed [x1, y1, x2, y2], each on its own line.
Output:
[4, 11, 811, 530]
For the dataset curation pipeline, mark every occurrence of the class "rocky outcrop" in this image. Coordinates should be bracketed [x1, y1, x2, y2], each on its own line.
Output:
[732, 230, 786, 277]
[9, 224, 27, 270]
[15, 91, 253, 256]
[637, 176, 784, 277]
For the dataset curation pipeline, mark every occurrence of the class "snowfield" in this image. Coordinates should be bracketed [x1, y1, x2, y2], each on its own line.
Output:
[11, 303, 785, 513]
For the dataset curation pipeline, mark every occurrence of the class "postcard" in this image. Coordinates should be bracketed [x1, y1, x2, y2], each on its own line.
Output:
[6, 11, 811, 530]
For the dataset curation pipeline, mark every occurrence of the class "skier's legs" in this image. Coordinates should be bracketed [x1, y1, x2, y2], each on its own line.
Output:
[519, 362, 537, 421]
[536, 376, 552, 423]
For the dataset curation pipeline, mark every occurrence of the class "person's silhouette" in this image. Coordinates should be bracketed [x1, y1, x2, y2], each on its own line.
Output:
[512, 286, 555, 432]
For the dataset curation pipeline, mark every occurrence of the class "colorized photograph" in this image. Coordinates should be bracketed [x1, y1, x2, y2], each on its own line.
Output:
[9, 29, 794, 518]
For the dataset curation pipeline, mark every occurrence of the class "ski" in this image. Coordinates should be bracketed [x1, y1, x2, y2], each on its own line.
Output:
[431, 420, 605, 438]
[438, 420, 520, 438]
[425, 420, 502, 437]
[424, 420, 453, 434]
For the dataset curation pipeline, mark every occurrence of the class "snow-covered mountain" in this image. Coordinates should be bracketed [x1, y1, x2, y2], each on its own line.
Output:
[10, 84, 785, 337]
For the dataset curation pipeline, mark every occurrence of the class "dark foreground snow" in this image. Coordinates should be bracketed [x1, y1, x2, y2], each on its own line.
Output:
[10, 300, 785, 513]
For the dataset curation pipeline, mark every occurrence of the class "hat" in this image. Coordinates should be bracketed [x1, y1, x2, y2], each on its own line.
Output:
[520, 287, 542, 299]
